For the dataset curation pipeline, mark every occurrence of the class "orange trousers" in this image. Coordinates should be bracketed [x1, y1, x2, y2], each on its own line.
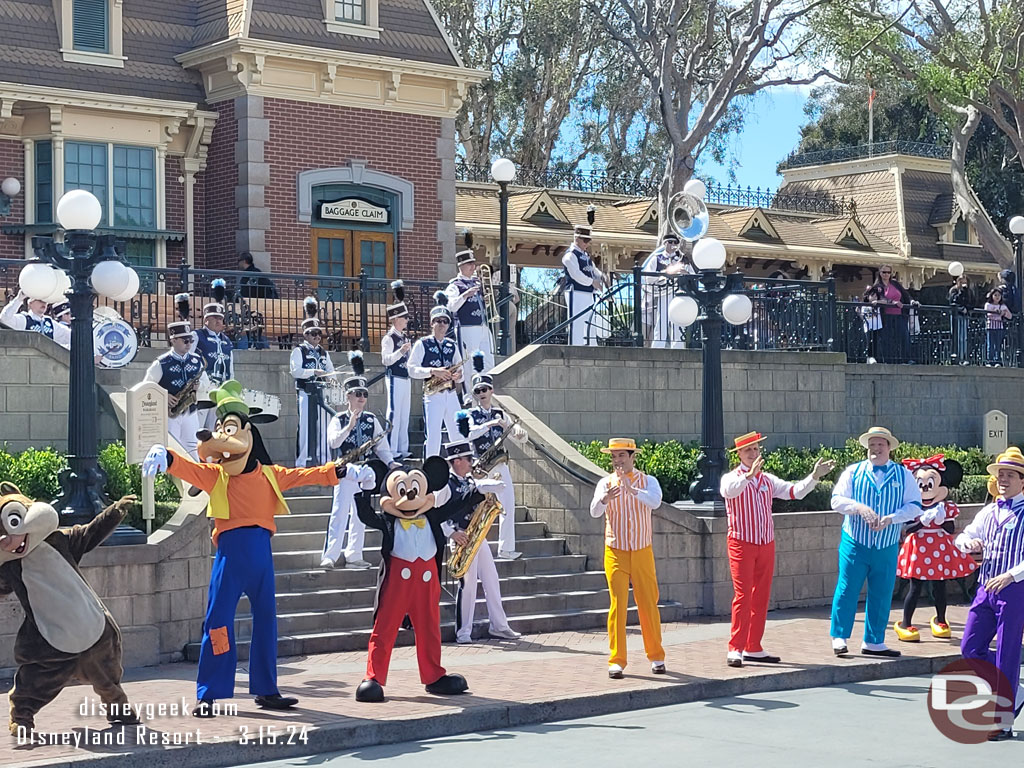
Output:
[728, 537, 775, 654]
[604, 545, 664, 668]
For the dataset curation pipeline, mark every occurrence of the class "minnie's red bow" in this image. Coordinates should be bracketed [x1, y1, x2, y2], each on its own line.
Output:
[902, 454, 946, 472]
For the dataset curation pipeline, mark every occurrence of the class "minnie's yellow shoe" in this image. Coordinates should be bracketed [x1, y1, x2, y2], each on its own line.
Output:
[930, 617, 952, 639]
[894, 621, 920, 642]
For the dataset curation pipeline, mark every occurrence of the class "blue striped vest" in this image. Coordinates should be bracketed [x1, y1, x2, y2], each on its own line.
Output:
[843, 461, 908, 549]
[979, 497, 1024, 581]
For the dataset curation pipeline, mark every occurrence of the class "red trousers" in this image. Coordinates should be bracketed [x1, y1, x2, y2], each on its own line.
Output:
[365, 556, 446, 687]
[728, 537, 775, 653]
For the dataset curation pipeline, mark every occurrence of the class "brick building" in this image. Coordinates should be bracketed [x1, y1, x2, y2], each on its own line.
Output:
[0, 0, 485, 281]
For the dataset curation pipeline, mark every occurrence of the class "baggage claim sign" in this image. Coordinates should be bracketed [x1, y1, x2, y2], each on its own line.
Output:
[320, 198, 389, 224]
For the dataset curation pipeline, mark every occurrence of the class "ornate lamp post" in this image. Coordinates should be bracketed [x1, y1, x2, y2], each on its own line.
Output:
[490, 157, 516, 356]
[1011, 216, 1024, 366]
[667, 237, 752, 514]
[26, 190, 143, 542]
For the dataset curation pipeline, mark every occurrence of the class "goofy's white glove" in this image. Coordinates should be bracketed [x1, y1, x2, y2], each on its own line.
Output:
[142, 445, 168, 477]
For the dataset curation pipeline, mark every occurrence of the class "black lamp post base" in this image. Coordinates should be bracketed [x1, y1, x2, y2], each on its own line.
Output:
[675, 498, 727, 517]
[103, 524, 148, 546]
[54, 463, 109, 528]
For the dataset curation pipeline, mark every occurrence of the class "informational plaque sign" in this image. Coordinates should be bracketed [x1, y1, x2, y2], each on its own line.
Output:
[127, 382, 168, 529]
[984, 409, 1008, 457]
[320, 198, 389, 223]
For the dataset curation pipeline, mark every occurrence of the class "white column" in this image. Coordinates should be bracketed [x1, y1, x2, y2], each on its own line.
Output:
[21, 138, 33, 258]
[155, 145, 167, 268]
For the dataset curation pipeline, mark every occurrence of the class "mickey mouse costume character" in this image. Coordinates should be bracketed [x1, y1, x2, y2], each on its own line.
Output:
[894, 455, 977, 642]
[143, 379, 351, 717]
[353, 456, 469, 702]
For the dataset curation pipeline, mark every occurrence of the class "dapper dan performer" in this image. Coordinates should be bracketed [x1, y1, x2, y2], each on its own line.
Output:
[720, 431, 833, 668]
[956, 447, 1024, 741]
[354, 457, 469, 702]
[829, 427, 922, 657]
[589, 437, 666, 678]
[143, 380, 346, 717]
[0, 488, 140, 734]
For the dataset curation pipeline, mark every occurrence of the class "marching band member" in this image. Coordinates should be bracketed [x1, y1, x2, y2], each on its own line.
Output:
[829, 427, 922, 658]
[560, 210, 604, 347]
[720, 431, 833, 668]
[321, 352, 400, 570]
[290, 297, 334, 467]
[409, 293, 463, 458]
[434, 416, 520, 643]
[956, 447, 1024, 741]
[192, 279, 235, 431]
[1, 290, 71, 349]
[51, 303, 72, 350]
[445, 232, 494, 385]
[142, 319, 207, 461]
[467, 351, 527, 560]
[641, 233, 691, 349]
[590, 437, 666, 678]
[381, 281, 413, 459]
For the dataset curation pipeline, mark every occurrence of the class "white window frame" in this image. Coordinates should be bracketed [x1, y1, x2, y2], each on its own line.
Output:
[58, 0, 126, 68]
[322, 0, 381, 39]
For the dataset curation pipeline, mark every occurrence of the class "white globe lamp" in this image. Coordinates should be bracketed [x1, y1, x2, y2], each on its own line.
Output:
[722, 293, 753, 325]
[1, 177, 21, 198]
[90, 260, 131, 299]
[667, 295, 699, 327]
[490, 158, 516, 184]
[692, 237, 727, 271]
[111, 267, 140, 302]
[947, 261, 964, 277]
[43, 270, 70, 305]
[56, 189, 103, 231]
[683, 178, 706, 200]
[19, 262, 59, 301]
[1009, 216, 1024, 236]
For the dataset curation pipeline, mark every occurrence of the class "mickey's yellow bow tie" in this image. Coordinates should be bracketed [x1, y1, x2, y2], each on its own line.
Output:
[399, 517, 427, 530]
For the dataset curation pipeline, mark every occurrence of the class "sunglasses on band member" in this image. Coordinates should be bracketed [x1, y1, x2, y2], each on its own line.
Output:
[473, 387, 493, 395]
[350, 390, 368, 399]
[432, 317, 451, 325]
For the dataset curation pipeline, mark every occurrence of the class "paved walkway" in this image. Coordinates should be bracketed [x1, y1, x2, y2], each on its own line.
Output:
[5, 605, 971, 768]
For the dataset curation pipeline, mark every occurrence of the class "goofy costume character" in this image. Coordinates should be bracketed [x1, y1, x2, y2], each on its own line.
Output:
[143, 379, 346, 717]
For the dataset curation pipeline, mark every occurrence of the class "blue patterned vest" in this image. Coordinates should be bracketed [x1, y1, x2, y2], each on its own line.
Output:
[295, 343, 329, 391]
[419, 336, 457, 369]
[469, 406, 505, 456]
[385, 330, 409, 379]
[564, 246, 596, 292]
[449, 275, 486, 326]
[334, 412, 377, 455]
[843, 461, 910, 549]
[23, 313, 55, 339]
[157, 351, 204, 398]
[194, 327, 233, 384]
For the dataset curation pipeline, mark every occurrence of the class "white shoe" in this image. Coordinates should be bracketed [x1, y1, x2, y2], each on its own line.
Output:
[319, 557, 335, 569]
[497, 550, 522, 560]
[651, 661, 666, 674]
[488, 626, 521, 640]
[456, 635, 473, 645]
[832, 637, 849, 655]
[608, 664, 624, 679]
[727, 650, 743, 668]
[345, 559, 371, 569]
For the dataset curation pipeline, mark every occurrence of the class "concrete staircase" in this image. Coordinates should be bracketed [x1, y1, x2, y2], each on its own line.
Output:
[184, 493, 683, 661]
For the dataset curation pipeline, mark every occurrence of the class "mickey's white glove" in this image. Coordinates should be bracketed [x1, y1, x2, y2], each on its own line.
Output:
[357, 464, 377, 491]
[142, 445, 168, 477]
[475, 478, 506, 494]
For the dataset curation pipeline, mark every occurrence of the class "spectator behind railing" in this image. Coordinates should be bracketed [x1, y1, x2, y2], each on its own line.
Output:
[948, 275, 974, 366]
[984, 286, 1012, 367]
[999, 269, 1020, 314]
[236, 252, 279, 300]
[867, 265, 917, 364]
[861, 283, 884, 363]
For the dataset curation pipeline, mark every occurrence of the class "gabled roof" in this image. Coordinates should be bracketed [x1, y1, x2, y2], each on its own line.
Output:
[813, 217, 874, 248]
[719, 208, 780, 240]
[517, 190, 570, 224]
[614, 199, 657, 229]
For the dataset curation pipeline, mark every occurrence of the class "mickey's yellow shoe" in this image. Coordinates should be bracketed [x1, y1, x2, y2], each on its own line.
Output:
[930, 617, 952, 639]
[894, 621, 920, 642]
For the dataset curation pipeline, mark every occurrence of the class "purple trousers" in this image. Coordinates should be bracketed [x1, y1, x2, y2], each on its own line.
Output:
[961, 579, 1024, 715]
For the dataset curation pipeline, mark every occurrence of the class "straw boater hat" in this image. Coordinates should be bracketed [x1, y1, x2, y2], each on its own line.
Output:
[986, 447, 1024, 478]
[600, 437, 637, 454]
[730, 431, 767, 452]
[858, 426, 900, 449]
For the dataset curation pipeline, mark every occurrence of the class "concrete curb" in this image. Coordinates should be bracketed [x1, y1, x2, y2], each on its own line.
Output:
[13, 651, 961, 768]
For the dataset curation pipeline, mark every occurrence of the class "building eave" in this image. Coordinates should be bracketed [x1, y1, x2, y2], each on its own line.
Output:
[0, 82, 203, 119]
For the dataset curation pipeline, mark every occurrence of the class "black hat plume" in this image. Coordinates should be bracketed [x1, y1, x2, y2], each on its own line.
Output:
[303, 296, 319, 318]
[348, 349, 365, 377]
[391, 279, 405, 302]
[175, 293, 191, 321]
[587, 204, 596, 226]
[211, 278, 227, 304]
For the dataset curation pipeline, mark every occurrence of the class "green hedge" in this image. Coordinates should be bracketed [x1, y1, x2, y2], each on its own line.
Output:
[0, 442, 180, 533]
[571, 439, 995, 510]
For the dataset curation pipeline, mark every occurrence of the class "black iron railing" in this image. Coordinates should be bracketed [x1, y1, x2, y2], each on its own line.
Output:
[779, 141, 950, 170]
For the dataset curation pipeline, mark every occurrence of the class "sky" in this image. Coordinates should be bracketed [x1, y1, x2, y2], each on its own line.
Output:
[696, 85, 813, 191]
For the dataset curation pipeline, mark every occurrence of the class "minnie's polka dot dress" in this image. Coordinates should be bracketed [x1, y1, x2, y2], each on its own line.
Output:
[897, 502, 978, 580]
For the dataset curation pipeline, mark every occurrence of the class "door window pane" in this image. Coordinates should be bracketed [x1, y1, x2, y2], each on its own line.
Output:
[359, 240, 387, 278]
[317, 236, 347, 277]
[65, 141, 108, 223]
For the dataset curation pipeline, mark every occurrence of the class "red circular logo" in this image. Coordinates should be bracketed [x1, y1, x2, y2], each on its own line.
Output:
[928, 659, 1015, 743]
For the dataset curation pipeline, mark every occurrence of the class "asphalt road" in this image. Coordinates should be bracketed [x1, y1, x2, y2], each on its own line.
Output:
[234, 676, 1019, 767]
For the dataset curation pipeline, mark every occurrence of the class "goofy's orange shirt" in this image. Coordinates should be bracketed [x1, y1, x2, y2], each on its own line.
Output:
[167, 450, 338, 544]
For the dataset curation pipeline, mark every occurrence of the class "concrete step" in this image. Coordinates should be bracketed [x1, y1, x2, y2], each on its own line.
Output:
[273, 512, 548, 539]
[184, 601, 685, 661]
[281, 495, 530, 522]
[271, 537, 565, 570]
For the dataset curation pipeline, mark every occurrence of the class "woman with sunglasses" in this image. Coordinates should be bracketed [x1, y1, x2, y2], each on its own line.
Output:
[867, 265, 916, 364]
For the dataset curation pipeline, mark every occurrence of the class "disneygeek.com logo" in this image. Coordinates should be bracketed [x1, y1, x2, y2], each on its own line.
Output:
[928, 660, 1017, 743]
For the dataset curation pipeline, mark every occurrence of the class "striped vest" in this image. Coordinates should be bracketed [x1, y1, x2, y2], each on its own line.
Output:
[843, 461, 907, 549]
[603, 471, 654, 551]
[725, 471, 776, 545]
[979, 498, 1024, 581]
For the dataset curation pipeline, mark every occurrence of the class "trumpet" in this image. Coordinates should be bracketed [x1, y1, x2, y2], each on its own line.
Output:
[477, 263, 501, 338]
[423, 361, 464, 396]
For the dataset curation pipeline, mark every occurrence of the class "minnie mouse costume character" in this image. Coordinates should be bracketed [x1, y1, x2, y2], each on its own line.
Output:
[894, 455, 978, 642]
[353, 457, 468, 702]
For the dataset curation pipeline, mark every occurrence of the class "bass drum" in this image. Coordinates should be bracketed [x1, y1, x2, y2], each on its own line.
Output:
[93, 309, 138, 369]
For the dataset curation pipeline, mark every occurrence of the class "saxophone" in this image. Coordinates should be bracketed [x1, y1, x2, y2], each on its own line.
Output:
[447, 493, 503, 579]
[336, 418, 392, 466]
[472, 414, 522, 475]
[423, 361, 464, 396]
[169, 375, 202, 418]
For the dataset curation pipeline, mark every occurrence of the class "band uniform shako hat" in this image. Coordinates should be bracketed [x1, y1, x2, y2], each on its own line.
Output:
[662, 232, 680, 244]
[210, 379, 250, 420]
[386, 280, 409, 320]
[429, 290, 453, 323]
[858, 426, 900, 449]
[343, 350, 368, 394]
[203, 302, 225, 319]
[600, 437, 637, 454]
[168, 320, 193, 340]
[574, 204, 596, 239]
[456, 229, 476, 266]
[471, 350, 492, 391]
[731, 431, 767, 451]
[986, 447, 1024, 478]
[444, 409, 474, 459]
[301, 296, 322, 336]
[51, 302, 71, 318]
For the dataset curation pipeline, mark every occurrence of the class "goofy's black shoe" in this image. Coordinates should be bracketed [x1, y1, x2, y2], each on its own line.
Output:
[255, 694, 298, 710]
[192, 699, 217, 718]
